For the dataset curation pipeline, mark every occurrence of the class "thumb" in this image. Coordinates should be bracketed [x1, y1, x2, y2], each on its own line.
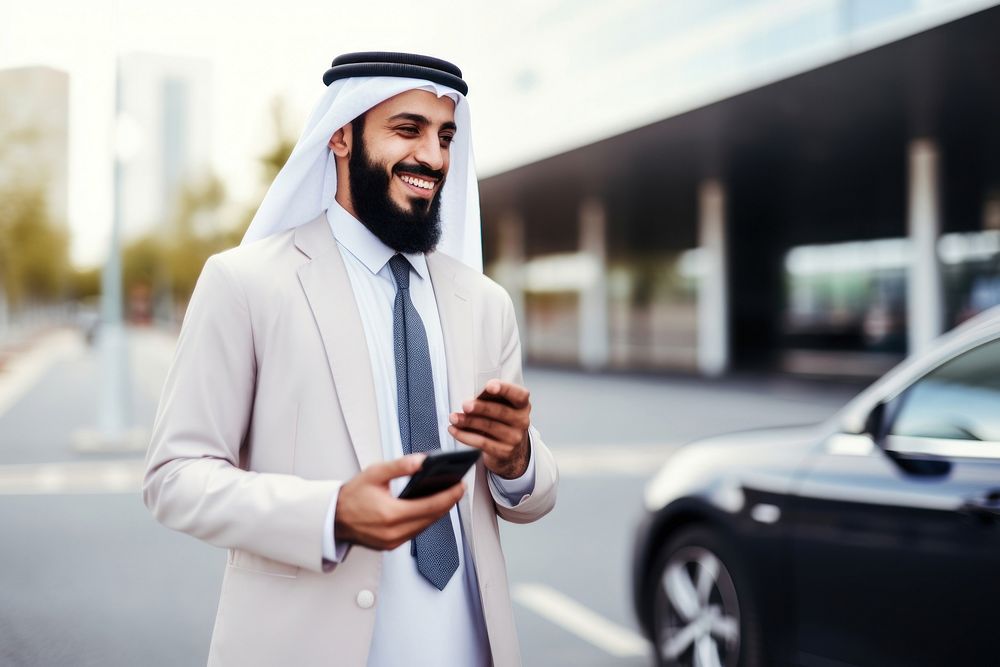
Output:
[364, 454, 426, 483]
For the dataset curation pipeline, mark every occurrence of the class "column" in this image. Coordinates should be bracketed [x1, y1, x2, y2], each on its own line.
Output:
[697, 179, 729, 377]
[578, 197, 609, 370]
[494, 211, 526, 335]
[906, 138, 944, 357]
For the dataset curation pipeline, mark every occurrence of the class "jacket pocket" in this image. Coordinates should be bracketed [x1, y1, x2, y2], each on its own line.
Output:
[228, 548, 299, 579]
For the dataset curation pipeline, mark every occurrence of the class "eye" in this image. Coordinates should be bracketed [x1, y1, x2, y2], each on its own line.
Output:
[440, 134, 455, 146]
[396, 125, 419, 136]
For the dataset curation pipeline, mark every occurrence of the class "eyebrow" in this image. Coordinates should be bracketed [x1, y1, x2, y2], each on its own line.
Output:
[387, 112, 458, 133]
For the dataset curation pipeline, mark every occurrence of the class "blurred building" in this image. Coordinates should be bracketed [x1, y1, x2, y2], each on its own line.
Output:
[480, 0, 1000, 378]
[116, 53, 212, 238]
[0, 66, 70, 225]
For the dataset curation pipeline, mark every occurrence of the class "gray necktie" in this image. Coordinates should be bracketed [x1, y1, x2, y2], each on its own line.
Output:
[389, 254, 459, 591]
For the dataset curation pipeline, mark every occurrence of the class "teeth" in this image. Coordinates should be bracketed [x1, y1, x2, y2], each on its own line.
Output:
[401, 175, 434, 190]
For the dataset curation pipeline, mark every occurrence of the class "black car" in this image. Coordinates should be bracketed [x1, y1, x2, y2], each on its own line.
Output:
[631, 309, 1000, 667]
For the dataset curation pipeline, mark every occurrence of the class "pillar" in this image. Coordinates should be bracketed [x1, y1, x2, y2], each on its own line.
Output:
[578, 197, 609, 369]
[697, 179, 729, 377]
[906, 138, 944, 356]
[495, 211, 526, 335]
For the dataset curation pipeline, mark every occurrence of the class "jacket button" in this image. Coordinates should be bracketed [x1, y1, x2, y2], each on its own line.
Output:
[356, 589, 375, 609]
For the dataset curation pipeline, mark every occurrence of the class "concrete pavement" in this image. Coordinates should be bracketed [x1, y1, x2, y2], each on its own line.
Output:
[0, 327, 859, 666]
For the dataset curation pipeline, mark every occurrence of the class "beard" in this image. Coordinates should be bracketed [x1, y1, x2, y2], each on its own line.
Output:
[348, 123, 444, 255]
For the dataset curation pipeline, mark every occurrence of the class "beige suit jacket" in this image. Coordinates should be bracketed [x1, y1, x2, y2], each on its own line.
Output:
[143, 215, 558, 666]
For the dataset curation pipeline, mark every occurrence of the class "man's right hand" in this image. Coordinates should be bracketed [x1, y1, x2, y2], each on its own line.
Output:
[334, 454, 465, 551]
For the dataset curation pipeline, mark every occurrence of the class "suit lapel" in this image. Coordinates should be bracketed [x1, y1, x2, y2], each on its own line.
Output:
[427, 253, 479, 546]
[295, 216, 383, 470]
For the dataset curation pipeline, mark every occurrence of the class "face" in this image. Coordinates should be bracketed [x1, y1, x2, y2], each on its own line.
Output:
[341, 89, 457, 254]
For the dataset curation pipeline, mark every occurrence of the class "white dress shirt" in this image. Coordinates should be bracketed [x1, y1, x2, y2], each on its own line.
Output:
[320, 203, 535, 666]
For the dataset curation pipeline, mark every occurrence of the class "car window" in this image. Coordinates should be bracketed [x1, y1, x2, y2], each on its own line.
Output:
[891, 338, 1000, 442]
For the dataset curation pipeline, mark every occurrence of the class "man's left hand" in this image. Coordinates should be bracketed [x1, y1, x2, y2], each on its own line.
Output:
[448, 380, 531, 479]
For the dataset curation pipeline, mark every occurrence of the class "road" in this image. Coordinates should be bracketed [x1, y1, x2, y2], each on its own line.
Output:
[0, 327, 859, 666]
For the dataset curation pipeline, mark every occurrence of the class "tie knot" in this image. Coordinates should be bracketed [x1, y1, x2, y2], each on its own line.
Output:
[389, 254, 411, 290]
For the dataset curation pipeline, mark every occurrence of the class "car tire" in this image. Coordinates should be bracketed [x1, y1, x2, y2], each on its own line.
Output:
[648, 525, 762, 667]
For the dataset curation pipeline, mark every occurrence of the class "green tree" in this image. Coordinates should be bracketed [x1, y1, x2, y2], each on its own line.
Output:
[0, 183, 69, 308]
[110, 95, 300, 313]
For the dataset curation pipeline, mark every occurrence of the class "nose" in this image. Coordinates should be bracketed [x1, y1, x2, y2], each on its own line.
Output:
[413, 133, 446, 173]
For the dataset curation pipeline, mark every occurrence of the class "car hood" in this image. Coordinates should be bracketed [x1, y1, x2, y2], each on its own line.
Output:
[643, 423, 827, 512]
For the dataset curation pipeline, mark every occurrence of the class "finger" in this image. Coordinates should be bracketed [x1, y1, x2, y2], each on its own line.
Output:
[364, 453, 427, 483]
[460, 399, 529, 429]
[392, 481, 466, 521]
[462, 397, 513, 421]
[448, 426, 514, 460]
[481, 380, 530, 408]
[448, 412, 522, 444]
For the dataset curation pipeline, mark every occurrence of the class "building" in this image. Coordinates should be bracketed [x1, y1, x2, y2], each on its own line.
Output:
[479, 0, 1000, 377]
[116, 53, 212, 238]
[0, 66, 70, 226]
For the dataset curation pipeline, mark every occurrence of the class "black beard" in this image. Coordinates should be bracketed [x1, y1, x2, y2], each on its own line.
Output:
[348, 126, 444, 254]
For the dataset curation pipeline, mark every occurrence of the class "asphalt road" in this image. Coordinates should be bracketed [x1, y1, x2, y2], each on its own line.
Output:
[0, 328, 859, 666]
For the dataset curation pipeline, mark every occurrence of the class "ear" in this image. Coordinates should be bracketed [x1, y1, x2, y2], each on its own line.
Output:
[328, 124, 351, 158]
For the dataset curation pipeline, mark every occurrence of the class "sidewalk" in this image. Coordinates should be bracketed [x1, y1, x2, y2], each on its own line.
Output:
[0, 326, 177, 468]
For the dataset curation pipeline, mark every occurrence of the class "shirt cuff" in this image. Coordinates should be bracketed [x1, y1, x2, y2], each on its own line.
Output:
[322, 486, 350, 563]
[488, 430, 536, 508]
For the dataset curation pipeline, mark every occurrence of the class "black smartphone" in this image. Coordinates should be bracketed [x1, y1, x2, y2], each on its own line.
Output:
[398, 450, 481, 500]
[477, 387, 515, 408]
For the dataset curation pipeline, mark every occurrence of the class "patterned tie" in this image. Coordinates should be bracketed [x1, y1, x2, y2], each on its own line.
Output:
[389, 254, 459, 591]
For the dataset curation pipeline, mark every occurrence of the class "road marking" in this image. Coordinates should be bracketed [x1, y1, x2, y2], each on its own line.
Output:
[0, 459, 145, 495]
[0, 443, 677, 496]
[512, 583, 650, 658]
[0, 329, 84, 420]
[552, 444, 678, 477]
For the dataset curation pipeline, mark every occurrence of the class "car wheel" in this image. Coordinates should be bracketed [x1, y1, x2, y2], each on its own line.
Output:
[649, 526, 761, 667]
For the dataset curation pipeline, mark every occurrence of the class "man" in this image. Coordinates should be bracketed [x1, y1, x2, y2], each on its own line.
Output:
[143, 52, 557, 666]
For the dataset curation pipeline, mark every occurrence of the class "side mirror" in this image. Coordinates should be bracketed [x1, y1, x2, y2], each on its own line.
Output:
[867, 398, 952, 477]
[863, 401, 888, 446]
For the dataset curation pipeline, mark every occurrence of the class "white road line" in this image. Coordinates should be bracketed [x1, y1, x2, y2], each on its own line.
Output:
[0, 329, 84, 420]
[0, 443, 676, 496]
[512, 583, 650, 658]
[553, 444, 678, 477]
[0, 460, 145, 495]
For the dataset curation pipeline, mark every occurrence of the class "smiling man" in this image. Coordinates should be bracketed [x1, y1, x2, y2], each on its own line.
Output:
[143, 53, 558, 666]
[337, 92, 455, 254]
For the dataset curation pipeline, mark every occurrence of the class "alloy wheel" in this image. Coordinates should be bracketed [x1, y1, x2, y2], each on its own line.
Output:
[655, 544, 741, 667]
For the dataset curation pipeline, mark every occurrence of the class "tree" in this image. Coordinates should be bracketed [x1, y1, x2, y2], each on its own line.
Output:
[0, 183, 69, 308]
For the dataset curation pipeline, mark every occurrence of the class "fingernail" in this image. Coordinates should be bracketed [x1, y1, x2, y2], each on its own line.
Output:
[449, 413, 459, 424]
[462, 400, 473, 412]
[488, 380, 499, 393]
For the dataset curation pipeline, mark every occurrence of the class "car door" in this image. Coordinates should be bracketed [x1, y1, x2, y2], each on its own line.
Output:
[789, 336, 1000, 667]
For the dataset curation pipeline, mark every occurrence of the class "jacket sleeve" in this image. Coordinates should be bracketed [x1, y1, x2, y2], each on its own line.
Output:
[142, 255, 339, 574]
[489, 289, 558, 524]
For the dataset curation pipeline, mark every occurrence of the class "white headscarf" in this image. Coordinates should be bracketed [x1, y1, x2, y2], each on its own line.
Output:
[241, 76, 482, 272]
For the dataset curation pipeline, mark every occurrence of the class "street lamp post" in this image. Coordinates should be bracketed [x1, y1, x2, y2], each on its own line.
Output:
[74, 48, 145, 453]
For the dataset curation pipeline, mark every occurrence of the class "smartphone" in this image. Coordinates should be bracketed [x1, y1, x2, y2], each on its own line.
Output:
[477, 386, 515, 408]
[398, 449, 481, 500]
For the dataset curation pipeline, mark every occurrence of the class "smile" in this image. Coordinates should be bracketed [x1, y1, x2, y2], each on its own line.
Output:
[397, 173, 437, 192]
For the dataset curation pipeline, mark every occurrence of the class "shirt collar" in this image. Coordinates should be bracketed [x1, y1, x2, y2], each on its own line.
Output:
[325, 202, 429, 282]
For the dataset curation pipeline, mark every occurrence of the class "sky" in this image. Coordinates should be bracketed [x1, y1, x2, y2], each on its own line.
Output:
[1, 0, 516, 266]
[2, 0, 992, 267]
